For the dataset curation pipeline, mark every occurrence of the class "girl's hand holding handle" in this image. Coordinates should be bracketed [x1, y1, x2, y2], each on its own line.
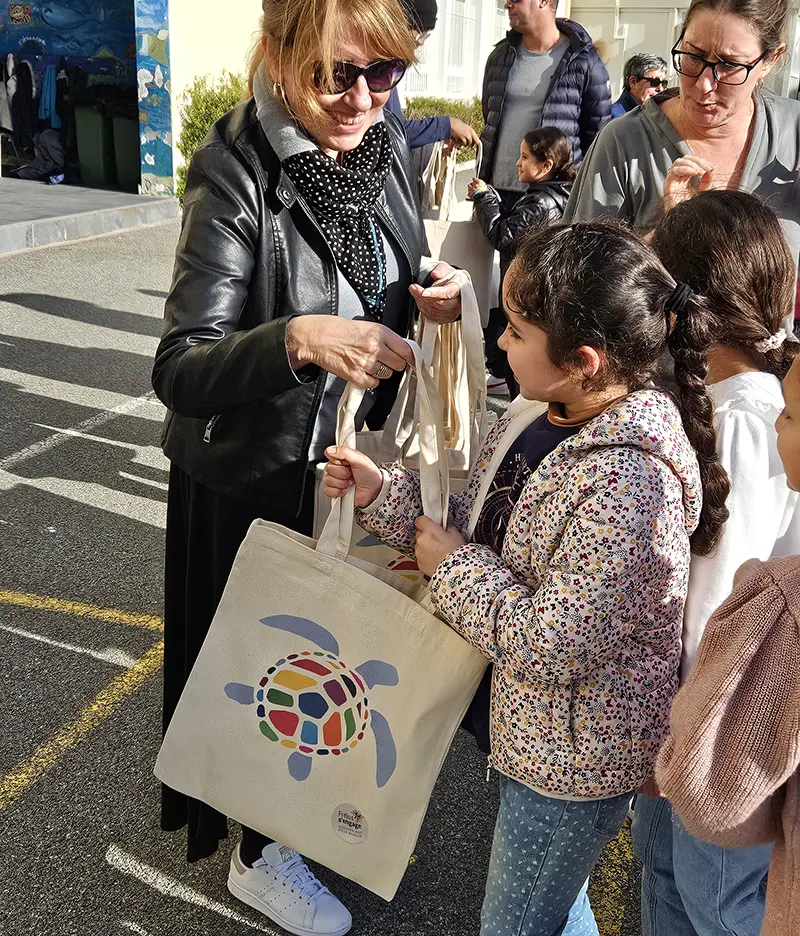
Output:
[324, 446, 383, 508]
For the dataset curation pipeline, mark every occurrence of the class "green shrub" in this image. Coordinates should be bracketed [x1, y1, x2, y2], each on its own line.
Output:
[175, 71, 248, 203]
[403, 96, 483, 162]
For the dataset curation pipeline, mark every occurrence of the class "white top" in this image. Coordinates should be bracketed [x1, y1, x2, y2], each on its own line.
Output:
[681, 371, 800, 682]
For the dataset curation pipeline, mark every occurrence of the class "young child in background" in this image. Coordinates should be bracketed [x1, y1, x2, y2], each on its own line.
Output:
[632, 191, 800, 936]
[469, 127, 575, 398]
[656, 352, 800, 936]
[325, 221, 728, 936]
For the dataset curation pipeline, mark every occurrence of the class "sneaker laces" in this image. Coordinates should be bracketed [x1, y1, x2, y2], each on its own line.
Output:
[257, 851, 329, 901]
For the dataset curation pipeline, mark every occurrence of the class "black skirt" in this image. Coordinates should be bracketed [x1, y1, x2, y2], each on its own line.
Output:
[160, 463, 315, 861]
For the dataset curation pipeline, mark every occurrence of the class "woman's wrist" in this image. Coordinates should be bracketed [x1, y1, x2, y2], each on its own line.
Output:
[286, 316, 312, 370]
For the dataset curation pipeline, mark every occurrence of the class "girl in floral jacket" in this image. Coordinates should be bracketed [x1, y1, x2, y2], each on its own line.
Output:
[325, 221, 729, 936]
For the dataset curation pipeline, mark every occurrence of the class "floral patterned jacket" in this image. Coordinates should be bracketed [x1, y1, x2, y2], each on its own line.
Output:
[358, 390, 703, 799]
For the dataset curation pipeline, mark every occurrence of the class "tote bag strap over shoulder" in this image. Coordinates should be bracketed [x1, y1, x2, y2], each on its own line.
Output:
[465, 397, 547, 542]
[317, 340, 450, 562]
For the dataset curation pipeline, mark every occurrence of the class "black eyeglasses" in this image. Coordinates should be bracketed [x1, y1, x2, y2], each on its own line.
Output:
[313, 59, 407, 95]
[635, 75, 668, 88]
[671, 44, 769, 86]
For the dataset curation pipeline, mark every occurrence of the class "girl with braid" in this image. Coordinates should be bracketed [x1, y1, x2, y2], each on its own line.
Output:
[324, 220, 729, 936]
[634, 191, 800, 936]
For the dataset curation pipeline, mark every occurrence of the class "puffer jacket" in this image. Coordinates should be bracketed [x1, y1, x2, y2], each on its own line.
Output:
[358, 390, 702, 799]
[472, 180, 572, 279]
[480, 20, 611, 178]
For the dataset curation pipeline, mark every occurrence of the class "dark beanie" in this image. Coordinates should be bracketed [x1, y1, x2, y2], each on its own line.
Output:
[402, 0, 438, 32]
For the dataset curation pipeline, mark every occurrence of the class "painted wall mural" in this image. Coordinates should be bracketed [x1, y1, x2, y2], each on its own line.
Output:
[133, 0, 173, 195]
[0, 0, 137, 84]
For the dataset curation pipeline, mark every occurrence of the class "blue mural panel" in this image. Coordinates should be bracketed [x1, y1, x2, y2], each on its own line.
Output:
[133, 0, 173, 195]
[0, 1, 137, 84]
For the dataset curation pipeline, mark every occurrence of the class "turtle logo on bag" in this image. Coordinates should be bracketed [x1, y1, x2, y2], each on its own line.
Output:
[225, 615, 399, 787]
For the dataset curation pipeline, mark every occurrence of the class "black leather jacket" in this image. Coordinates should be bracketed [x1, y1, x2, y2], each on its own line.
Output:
[152, 101, 425, 514]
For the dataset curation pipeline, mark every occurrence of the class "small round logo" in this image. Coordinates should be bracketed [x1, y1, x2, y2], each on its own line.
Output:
[332, 803, 369, 844]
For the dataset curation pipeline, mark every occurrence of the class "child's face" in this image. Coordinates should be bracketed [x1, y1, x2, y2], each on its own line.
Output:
[777, 356, 800, 491]
[517, 141, 552, 184]
[497, 298, 574, 402]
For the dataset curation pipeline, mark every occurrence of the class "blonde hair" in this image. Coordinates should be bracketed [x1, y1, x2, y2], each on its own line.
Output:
[247, 0, 417, 132]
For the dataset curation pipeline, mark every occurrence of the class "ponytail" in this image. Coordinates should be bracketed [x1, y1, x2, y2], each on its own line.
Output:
[667, 293, 730, 555]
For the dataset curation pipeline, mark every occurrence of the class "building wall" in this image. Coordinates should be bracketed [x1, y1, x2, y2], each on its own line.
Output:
[167, 0, 257, 167]
[405, 0, 800, 102]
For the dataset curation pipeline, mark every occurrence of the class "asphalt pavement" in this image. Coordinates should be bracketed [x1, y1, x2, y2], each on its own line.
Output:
[0, 222, 643, 936]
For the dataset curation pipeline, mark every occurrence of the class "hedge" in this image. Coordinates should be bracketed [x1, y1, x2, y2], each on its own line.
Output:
[403, 95, 483, 163]
[175, 71, 248, 203]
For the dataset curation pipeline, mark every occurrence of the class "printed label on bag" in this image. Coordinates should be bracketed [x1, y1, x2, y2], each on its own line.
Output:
[332, 804, 369, 844]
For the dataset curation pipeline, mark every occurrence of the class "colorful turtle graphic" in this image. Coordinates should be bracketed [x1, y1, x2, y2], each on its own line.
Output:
[225, 615, 399, 787]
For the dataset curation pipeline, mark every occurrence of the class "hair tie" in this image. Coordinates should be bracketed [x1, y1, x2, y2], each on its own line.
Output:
[665, 281, 694, 318]
[699, 452, 720, 465]
[754, 328, 788, 353]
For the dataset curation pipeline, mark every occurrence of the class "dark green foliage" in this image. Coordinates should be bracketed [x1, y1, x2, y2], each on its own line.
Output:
[403, 96, 483, 162]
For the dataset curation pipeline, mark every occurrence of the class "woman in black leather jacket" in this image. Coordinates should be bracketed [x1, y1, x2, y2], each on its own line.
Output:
[151, 1, 463, 932]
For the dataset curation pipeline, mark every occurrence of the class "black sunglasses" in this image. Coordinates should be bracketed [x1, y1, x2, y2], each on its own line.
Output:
[635, 75, 668, 88]
[671, 44, 769, 86]
[314, 59, 407, 95]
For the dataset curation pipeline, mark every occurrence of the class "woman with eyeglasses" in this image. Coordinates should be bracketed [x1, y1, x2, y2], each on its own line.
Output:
[564, 0, 800, 318]
[151, 1, 465, 933]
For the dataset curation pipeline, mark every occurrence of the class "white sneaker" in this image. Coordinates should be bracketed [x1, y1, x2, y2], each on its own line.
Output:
[228, 842, 352, 936]
[485, 369, 509, 397]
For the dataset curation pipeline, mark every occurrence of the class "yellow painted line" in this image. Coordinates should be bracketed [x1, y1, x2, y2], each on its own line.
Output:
[0, 589, 163, 632]
[0, 641, 164, 811]
[589, 818, 635, 936]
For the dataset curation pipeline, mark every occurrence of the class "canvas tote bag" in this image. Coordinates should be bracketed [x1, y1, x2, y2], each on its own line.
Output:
[422, 141, 498, 327]
[155, 344, 489, 901]
[313, 269, 487, 582]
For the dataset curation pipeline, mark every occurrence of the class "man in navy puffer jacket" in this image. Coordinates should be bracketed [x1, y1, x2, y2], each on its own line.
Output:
[479, 1, 610, 203]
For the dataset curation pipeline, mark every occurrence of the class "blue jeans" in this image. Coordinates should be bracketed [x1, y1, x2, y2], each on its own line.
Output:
[481, 774, 632, 936]
[631, 793, 772, 936]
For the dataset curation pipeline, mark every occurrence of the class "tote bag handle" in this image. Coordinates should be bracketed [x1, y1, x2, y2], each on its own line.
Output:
[317, 340, 450, 562]
[418, 269, 488, 467]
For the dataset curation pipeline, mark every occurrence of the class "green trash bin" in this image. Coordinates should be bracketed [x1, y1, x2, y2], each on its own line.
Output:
[112, 115, 141, 193]
[74, 105, 117, 188]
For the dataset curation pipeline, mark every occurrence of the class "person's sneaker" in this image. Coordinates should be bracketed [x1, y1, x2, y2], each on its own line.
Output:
[228, 842, 352, 936]
[485, 369, 509, 397]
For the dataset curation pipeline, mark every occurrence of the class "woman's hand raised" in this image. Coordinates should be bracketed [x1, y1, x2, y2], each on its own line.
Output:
[286, 317, 415, 389]
[324, 446, 384, 508]
[663, 155, 715, 214]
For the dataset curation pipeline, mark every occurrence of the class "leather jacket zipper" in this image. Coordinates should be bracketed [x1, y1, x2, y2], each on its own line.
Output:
[204, 415, 221, 443]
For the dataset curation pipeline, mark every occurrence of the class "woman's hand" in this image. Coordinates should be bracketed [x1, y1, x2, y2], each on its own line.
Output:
[286, 317, 415, 389]
[450, 118, 481, 148]
[324, 445, 384, 508]
[663, 155, 715, 213]
[409, 262, 462, 324]
[414, 515, 467, 578]
[467, 177, 488, 199]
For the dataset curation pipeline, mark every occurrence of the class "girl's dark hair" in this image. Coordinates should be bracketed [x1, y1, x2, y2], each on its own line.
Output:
[505, 220, 730, 556]
[523, 127, 576, 182]
[683, 0, 788, 55]
[652, 191, 798, 379]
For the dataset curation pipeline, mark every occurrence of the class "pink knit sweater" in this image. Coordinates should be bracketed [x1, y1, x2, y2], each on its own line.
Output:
[656, 556, 800, 936]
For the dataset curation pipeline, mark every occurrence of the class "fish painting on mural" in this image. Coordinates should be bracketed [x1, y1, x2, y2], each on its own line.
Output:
[40, 0, 108, 30]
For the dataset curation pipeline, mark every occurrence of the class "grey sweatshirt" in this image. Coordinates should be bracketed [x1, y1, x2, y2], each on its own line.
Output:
[564, 90, 800, 275]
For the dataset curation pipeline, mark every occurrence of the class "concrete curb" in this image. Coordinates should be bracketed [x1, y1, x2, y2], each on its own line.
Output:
[0, 196, 180, 255]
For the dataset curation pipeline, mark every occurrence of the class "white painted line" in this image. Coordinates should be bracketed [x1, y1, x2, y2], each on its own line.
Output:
[0, 469, 167, 529]
[118, 471, 169, 492]
[0, 623, 138, 668]
[105, 846, 281, 935]
[0, 391, 161, 470]
[120, 923, 156, 936]
[0, 368, 164, 423]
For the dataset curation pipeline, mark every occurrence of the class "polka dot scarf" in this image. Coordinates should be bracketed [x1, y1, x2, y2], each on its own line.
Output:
[283, 122, 393, 318]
